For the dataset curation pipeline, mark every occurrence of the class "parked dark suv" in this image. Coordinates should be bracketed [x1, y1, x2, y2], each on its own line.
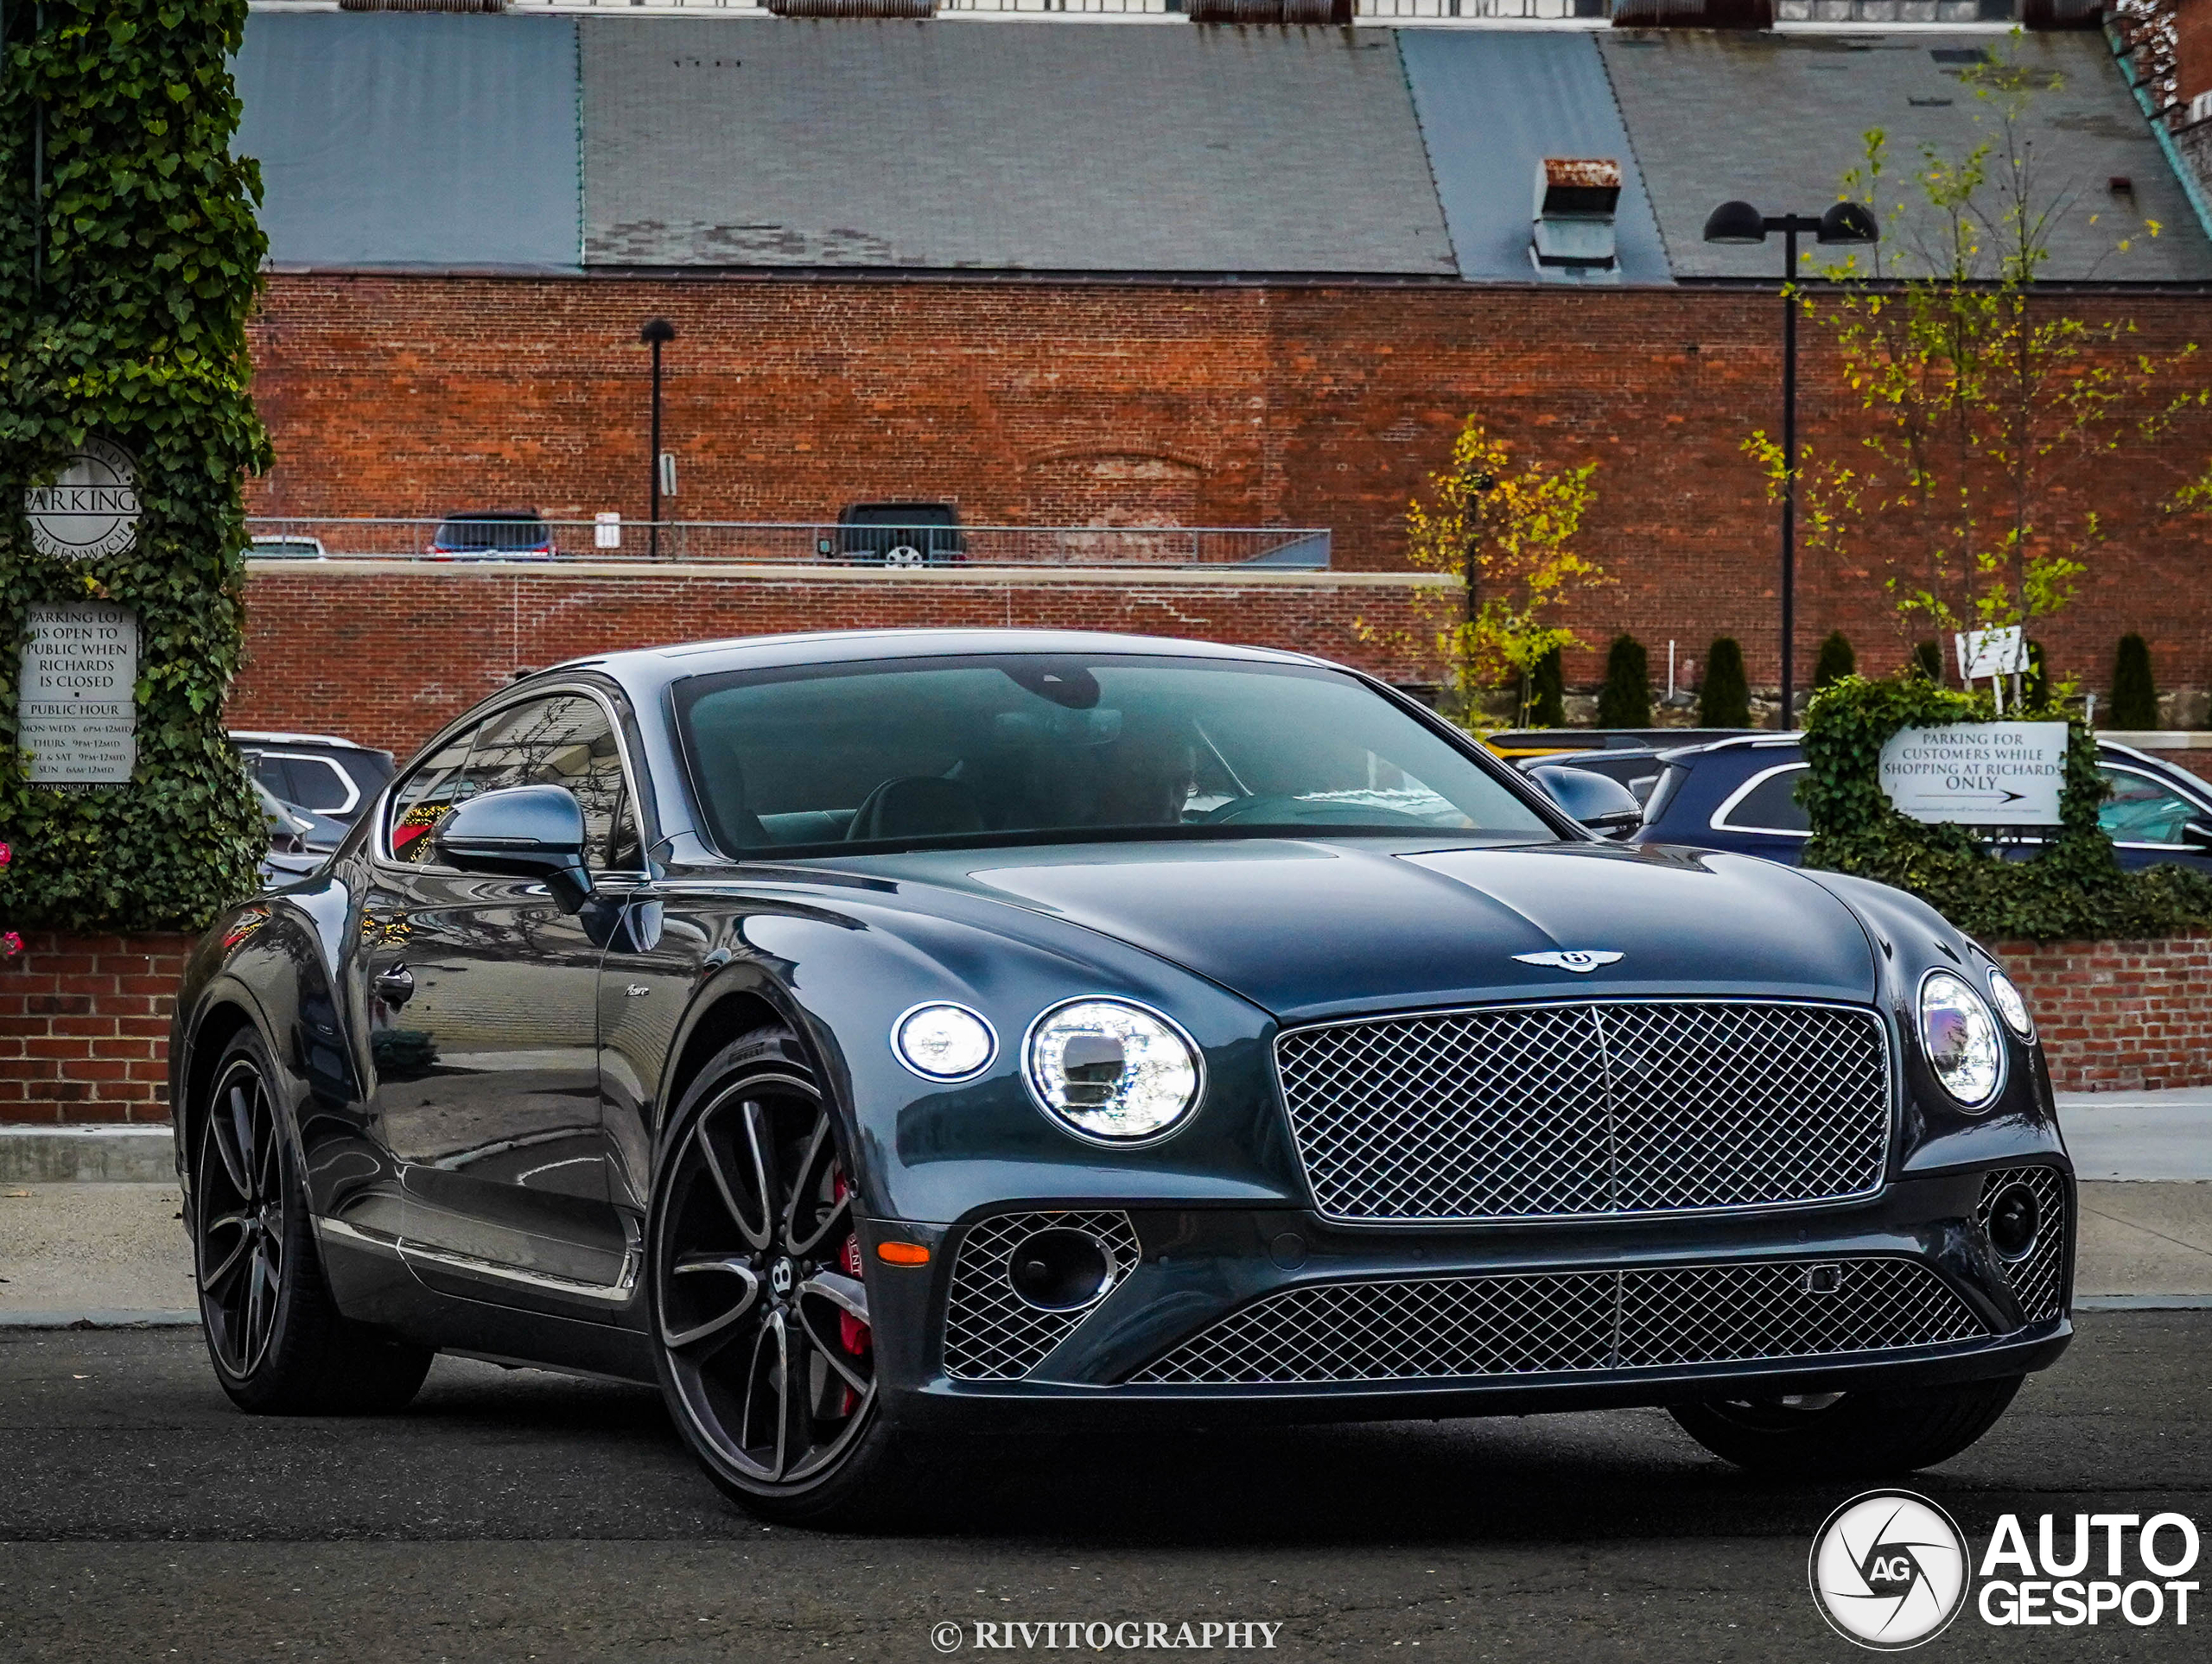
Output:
[829, 502, 964, 567]
[232, 730, 397, 838]
[429, 510, 556, 560]
[1624, 734, 2212, 874]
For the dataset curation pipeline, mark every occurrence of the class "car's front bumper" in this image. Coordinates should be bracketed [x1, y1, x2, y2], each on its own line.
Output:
[860, 1160, 2075, 1430]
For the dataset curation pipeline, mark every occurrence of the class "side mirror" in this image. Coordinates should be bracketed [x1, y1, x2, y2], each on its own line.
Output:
[433, 784, 593, 910]
[1527, 765, 1644, 840]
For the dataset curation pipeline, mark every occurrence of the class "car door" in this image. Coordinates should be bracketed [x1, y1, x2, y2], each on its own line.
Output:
[2099, 764, 2212, 873]
[357, 691, 636, 1306]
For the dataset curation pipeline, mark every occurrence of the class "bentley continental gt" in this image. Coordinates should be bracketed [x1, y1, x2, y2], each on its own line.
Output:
[172, 631, 2074, 1523]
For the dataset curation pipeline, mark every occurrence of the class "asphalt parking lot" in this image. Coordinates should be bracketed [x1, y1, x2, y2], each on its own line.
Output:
[1, 1312, 2204, 1662]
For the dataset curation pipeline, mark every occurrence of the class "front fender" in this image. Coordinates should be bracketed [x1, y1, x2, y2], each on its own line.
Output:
[627, 889, 1294, 1230]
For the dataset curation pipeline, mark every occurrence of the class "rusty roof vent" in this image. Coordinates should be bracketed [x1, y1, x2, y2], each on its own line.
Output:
[1530, 157, 1623, 283]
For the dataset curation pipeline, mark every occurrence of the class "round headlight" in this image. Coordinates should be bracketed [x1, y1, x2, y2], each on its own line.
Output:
[892, 1003, 997, 1081]
[1986, 967, 2035, 1040]
[1025, 999, 1202, 1143]
[1918, 970, 2004, 1109]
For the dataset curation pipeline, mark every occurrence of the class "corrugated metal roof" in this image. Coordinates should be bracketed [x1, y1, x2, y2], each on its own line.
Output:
[577, 20, 1457, 274]
[1399, 28, 1669, 284]
[236, 14, 582, 270]
[1599, 29, 2212, 283]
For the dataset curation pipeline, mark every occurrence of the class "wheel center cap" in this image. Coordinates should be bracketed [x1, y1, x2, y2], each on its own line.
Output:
[770, 1257, 795, 1299]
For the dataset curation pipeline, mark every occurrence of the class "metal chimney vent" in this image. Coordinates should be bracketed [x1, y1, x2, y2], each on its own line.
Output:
[1530, 157, 1622, 283]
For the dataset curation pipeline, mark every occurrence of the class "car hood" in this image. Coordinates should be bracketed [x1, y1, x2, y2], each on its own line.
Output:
[856, 838, 1880, 1023]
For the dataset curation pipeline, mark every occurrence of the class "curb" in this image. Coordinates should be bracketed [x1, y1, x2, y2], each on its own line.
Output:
[0, 1126, 175, 1184]
[0, 1310, 200, 1329]
[2073, 1293, 2212, 1312]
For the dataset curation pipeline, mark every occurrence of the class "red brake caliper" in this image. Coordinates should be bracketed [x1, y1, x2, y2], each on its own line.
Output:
[834, 1173, 870, 1413]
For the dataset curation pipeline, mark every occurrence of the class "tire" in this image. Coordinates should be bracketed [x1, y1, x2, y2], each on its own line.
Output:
[1669, 1375, 2024, 1478]
[192, 1026, 435, 1415]
[648, 1027, 918, 1528]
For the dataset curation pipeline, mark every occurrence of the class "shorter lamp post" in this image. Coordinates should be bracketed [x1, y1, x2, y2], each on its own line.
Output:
[640, 317, 677, 559]
[1700, 199, 1878, 730]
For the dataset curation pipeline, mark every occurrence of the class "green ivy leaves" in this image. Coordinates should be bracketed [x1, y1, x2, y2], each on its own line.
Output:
[1, 0, 270, 932]
[1800, 676, 2212, 943]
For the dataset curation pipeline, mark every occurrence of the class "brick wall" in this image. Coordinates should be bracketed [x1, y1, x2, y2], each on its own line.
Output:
[0, 935, 195, 1124]
[3, 923, 2202, 1121]
[232, 562, 1442, 757]
[1992, 933, 2212, 1091]
[244, 273, 2212, 702]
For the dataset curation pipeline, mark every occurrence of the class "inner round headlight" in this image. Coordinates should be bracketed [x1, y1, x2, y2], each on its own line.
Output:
[1919, 970, 2004, 1109]
[1025, 999, 1201, 1143]
[1986, 967, 2035, 1040]
[893, 1003, 996, 1081]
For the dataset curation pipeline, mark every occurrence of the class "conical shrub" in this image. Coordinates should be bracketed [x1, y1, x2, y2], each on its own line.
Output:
[1813, 631, 1856, 689]
[1526, 645, 1566, 727]
[2110, 634, 2158, 728]
[1700, 638, 1751, 727]
[1597, 634, 1651, 727]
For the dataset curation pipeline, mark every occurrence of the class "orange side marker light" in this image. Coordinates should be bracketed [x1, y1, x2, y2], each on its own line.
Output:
[876, 1241, 931, 1267]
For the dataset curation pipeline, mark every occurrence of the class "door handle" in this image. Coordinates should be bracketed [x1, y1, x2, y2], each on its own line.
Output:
[372, 963, 416, 1006]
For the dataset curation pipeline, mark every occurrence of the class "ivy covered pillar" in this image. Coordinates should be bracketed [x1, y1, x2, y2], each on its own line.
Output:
[2, 0, 269, 935]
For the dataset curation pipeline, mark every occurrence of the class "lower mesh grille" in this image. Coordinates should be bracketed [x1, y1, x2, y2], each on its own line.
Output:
[943, 1210, 1140, 1381]
[1128, 1258, 1986, 1386]
[1978, 1165, 2068, 1324]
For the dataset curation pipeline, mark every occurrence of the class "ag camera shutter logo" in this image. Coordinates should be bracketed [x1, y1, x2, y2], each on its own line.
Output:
[1809, 1490, 1971, 1649]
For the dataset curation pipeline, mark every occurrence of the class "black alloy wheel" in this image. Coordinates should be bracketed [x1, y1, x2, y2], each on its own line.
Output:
[191, 1027, 434, 1414]
[652, 1029, 909, 1525]
[197, 1049, 288, 1380]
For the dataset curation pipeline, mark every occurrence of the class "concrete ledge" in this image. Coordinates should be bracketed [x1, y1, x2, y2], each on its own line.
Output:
[249, 557, 1446, 587]
[0, 1127, 175, 1184]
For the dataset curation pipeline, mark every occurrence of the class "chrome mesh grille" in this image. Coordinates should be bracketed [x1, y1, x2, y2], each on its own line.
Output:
[1128, 1259, 1986, 1386]
[1978, 1165, 2069, 1325]
[1275, 1001, 1891, 1223]
[942, 1210, 1140, 1381]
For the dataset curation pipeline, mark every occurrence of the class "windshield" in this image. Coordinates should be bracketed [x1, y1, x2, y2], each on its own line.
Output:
[675, 653, 1554, 856]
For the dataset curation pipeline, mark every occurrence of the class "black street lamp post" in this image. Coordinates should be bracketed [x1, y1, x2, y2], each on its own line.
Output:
[1701, 200, 1877, 730]
[640, 317, 677, 559]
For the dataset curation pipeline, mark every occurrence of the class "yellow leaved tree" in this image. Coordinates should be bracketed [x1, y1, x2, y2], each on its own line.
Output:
[1366, 418, 1605, 729]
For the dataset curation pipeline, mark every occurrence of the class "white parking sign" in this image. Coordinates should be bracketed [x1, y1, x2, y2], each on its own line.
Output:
[1878, 723, 2068, 827]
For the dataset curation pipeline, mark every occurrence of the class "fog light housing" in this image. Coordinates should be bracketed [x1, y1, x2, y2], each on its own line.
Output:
[1985, 1181, 2042, 1261]
[1005, 1226, 1114, 1312]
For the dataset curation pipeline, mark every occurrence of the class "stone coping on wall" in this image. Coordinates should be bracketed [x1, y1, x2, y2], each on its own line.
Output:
[245, 557, 1453, 588]
[8, 926, 2209, 1121]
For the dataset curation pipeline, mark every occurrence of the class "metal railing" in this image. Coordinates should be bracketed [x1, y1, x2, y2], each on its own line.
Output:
[245, 518, 1332, 568]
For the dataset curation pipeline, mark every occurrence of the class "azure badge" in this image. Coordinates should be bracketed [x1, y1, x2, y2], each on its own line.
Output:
[1512, 949, 1624, 974]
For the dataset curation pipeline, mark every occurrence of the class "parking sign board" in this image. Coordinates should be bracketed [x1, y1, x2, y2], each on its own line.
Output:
[19, 604, 139, 785]
[1878, 723, 2067, 827]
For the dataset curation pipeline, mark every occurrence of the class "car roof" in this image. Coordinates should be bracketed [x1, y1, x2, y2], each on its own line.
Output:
[1655, 734, 1804, 765]
[551, 628, 1337, 690]
[231, 730, 386, 754]
[440, 509, 543, 519]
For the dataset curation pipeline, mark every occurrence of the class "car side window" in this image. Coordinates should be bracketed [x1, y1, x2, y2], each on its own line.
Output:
[1713, 764, 1812, 835]
[387, 727, 481, 863]
[2100, 767, 2202, 846]
[451, 694, 638, 873]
